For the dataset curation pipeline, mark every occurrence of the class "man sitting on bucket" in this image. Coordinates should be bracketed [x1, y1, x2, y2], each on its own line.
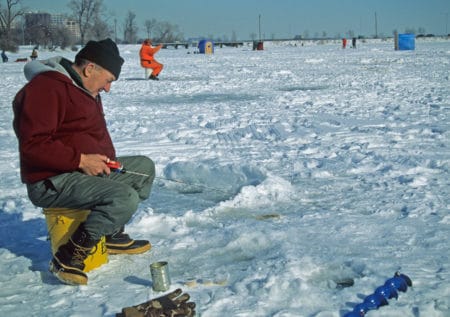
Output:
[12, 38, 154, 286]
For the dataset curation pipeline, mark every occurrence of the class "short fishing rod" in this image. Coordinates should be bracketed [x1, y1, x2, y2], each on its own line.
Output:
[106, 160, 150, 177]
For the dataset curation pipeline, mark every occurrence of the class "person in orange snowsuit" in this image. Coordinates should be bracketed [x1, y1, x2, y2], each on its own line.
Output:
[139, 39, 163, 80]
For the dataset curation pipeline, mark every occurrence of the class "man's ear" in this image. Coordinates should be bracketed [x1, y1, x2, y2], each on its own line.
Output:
[83, 63, 95, 78]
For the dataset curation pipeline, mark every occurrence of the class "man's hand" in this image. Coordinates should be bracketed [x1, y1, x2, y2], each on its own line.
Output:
[79, 154, 110, 176]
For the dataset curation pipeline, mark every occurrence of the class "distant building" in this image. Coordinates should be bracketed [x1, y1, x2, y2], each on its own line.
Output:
[20, 12, 80, 44]
[51, 13, 65, 26]
[51, 14, 80, 40]
[64, 19, 80, 41]
[24, 12, 52, 45]
[25, 12, 51, 29]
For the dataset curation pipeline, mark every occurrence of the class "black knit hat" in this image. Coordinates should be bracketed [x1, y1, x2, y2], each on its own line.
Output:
[76, 38, 124, 79]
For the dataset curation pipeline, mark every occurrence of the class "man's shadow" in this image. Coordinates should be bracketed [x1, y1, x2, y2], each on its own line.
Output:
[0, 210, 60, 284]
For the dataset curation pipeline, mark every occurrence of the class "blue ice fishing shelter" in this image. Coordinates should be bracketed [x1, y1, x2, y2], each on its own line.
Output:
[398, 34, 415, 50]
[198, 39, 214, 54]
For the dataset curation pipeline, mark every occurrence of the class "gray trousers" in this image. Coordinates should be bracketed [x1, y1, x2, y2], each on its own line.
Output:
[27, 156, 155, 241]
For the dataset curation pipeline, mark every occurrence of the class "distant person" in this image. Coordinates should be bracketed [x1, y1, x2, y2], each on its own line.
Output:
[1, 50, 8, 62]
[342, 38, 347, 49]
[30, 48, 38, 60]
[139, 39, 163, 80]
[352, 37, 357, 48]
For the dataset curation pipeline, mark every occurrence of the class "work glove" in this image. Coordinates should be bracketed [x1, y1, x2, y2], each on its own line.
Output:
[116, 288, 196, 317]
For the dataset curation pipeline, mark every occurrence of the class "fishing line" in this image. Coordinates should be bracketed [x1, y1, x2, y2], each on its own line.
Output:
[106, 160, 232, 194]
[154, 176, 232, 194]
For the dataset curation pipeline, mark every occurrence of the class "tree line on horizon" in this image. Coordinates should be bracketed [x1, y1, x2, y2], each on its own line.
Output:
[1, 0, 440, 52]
[0, 0, 183, 51]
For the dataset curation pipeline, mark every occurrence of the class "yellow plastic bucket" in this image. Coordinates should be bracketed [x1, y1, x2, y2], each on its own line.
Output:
[43, 208, 108, 272]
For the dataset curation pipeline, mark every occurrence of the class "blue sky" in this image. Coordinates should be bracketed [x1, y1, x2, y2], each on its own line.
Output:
[21, 0, 450, 39]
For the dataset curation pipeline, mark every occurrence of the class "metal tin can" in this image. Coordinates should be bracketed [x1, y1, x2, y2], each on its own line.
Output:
[150, 261, 171, 292]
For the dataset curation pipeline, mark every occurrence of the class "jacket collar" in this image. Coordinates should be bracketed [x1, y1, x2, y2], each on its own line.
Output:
[60, 58, 85, 89]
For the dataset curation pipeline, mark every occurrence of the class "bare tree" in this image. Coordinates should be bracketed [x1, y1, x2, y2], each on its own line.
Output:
[144, 18, 157, 39]
[27, 23, 52, 48]
[122, 10, 138, 43]
[90, 16, 111, 40]
[0, 0, 25, 50]
[52, 25, 75, 49]
[153, 20, 183, 43]
[69, 0, 103, 45]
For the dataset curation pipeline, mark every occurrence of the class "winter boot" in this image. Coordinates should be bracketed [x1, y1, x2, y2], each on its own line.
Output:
[49, 223, 99, 285]
[105, 226, 151, 255]
[149, 74, 159, 81]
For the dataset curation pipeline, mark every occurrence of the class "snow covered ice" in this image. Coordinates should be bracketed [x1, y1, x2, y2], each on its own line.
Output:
[0, 39, 449, 316]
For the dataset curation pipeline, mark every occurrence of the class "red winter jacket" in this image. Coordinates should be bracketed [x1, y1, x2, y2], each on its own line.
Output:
[13, 57, 116, 184]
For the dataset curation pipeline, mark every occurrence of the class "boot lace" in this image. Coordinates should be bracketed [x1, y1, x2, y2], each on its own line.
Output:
[71, 240, 97, 265]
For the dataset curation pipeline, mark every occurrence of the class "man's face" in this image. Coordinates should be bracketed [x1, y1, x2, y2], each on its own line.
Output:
[82, 63, 115, 97]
